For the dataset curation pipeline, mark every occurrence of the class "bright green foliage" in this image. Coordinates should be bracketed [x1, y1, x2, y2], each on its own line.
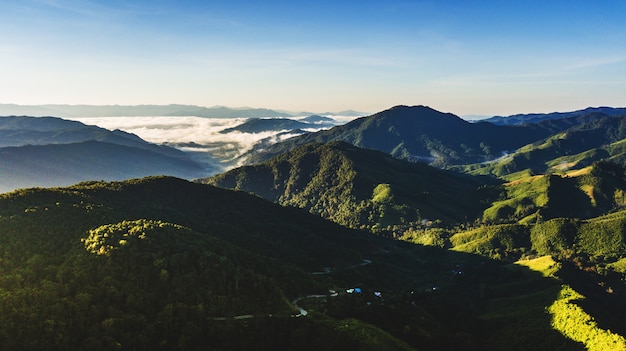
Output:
[549, 285, 626, 351]
[482, 175, 548, 223]
[481, 162, 626, 224]
[400, 227, 451, 248]
[450, 224, 530, 260]
[577, 215, 626, 257]
[83, 219, 174, 256]
[530, 218, 579, 256]
[481, 256, 625, 350]
[514, 255, 560, 277]
[477, 256, 583, 351]
[607, 258, 626, 273]
[372, 183, 393, 203]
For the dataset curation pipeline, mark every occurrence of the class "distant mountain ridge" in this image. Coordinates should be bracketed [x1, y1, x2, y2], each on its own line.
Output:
[483, 106, 626, 126]
[0, 116, 206, 193]
[0, 116, 178, 156]
[0, 103, 366, 118]
[0, 141, 205, 192]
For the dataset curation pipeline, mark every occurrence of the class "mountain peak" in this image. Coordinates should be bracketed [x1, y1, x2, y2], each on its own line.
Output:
[369, 105, 468, 128]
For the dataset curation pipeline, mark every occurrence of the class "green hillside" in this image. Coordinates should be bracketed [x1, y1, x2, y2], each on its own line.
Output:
[460, 114, 626, 177]
[475, 161, 626, 225]
[0, 176, 605, 350]
[204, 141, 500, 232]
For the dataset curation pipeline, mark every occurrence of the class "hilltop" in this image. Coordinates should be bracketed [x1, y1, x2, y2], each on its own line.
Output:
[204, 141, 500, 231]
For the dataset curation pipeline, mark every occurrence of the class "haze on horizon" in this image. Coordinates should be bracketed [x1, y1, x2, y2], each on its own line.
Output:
[1, 0, 625, 117]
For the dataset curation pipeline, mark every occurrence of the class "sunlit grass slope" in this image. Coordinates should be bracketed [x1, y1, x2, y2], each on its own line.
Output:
[520, 257, 626, 351]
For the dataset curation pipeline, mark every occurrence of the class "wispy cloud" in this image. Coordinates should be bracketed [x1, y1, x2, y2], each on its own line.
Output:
[432, 53, 626, 87]
[186, 45, 408, 72]
[33, 0, 104, 16]
[562, 55, 626, 71]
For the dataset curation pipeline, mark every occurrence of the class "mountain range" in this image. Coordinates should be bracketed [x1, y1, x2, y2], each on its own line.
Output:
[0, 116, 205, 192]
[3, 104, 626, 349]
[0, 103, 367, 118]
[482, 106, 626, 126]
[241, 105, 580, 167]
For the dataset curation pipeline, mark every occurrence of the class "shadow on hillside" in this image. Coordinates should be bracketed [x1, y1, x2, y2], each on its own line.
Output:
[357, 241, 588, 351]
[558, 260, 626, 336]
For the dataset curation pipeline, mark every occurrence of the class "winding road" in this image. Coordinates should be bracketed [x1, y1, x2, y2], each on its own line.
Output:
[207, 258, 373, 321]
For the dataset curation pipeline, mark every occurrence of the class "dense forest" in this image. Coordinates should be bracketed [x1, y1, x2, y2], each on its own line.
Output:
[0, 176, 619, 350]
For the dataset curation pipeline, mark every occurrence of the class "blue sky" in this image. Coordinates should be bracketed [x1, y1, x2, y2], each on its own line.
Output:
[1, 0, 625, 116]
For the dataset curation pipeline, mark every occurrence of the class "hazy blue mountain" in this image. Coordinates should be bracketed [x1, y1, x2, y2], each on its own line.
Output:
[0, 116, 186, 158]
[0, 104, 293, 118]
[290, 110, 368, 117]
[0, 141, 205, 193]
[0, 116, 208, 193]
[483, 106, 626, 126]
[165, 105, 293, 118]
[318, 110, 366, 117]
[0, 104, 366, 119]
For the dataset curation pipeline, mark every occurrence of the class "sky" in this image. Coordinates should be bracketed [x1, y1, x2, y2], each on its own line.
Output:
[1, 0, 625, 116]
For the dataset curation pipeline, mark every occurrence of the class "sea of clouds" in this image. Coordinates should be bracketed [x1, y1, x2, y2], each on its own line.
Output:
[67, 115, 356, 176]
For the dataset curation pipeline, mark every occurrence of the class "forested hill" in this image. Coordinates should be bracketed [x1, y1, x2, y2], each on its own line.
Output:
[1, 176, 621, 350]
[0, 176, 386, 349]
[242, 105, 558, 166]
[204, 141, 500, 231]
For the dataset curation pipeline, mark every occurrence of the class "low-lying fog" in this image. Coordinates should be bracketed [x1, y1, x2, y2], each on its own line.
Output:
[67, 115, 357, 176]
